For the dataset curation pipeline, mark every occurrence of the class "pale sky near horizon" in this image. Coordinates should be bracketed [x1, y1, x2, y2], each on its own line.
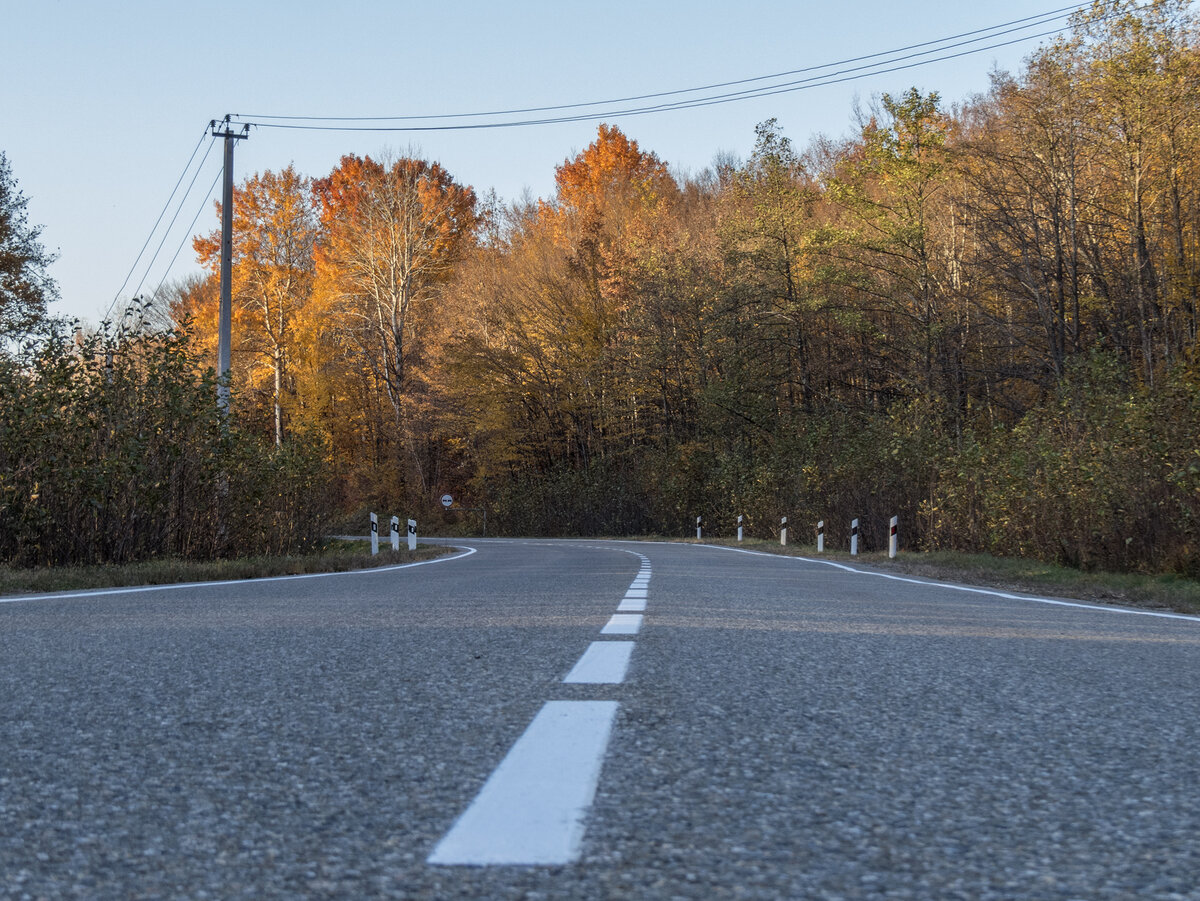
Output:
[4, 0, 1097, 326]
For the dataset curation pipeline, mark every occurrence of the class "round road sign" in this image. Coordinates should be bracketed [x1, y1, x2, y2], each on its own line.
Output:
[441, 494, 453, 508]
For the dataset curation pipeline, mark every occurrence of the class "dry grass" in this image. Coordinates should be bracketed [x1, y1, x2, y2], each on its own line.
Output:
[0, 540, 452, 597]
[688, 537, 1200, 616]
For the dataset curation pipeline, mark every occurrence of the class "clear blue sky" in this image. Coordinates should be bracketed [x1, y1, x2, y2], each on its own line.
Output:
[3, 0, 1089, 326]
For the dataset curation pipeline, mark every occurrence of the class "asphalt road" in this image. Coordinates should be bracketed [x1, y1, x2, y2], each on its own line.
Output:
[3, 539, 1200, 899]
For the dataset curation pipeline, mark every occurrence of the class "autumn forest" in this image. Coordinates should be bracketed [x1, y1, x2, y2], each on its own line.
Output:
[3, 1, 1199, 574]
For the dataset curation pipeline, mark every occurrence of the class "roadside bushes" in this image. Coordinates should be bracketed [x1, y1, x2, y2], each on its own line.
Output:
[471, 352, 1199, 578]
[669, 358, 1199, 576]
[0, 320, 332, 567]
[930, 354, 1200, 575]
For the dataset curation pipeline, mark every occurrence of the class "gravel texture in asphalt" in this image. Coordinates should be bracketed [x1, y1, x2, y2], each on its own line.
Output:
[3, 539, 1200, 899]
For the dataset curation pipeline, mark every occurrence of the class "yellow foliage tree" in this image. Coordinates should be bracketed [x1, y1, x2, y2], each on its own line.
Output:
[194, 165, 317, 444]
[313, 153, 478, 495]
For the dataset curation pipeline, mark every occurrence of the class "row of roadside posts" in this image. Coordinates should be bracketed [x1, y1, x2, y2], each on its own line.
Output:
[696, 515, 900, 559]
[369, 513, 417, 554]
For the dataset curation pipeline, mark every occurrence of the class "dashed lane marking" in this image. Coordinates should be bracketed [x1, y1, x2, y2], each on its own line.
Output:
[563, 641, 635, 684]
[601, 613, 643, 635]
[427, 701, 619, 865]
[431, 549, 649, 867]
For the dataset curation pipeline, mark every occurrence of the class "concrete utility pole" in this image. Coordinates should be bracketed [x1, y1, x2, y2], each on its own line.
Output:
[210, 116, 249, 415]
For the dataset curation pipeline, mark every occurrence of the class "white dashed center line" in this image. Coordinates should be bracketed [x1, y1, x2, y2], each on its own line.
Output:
[601, 613, 643, 635]
[428, 700, 619, 865]
[430, 551, 652, 867]
[563, 641, 635, 684]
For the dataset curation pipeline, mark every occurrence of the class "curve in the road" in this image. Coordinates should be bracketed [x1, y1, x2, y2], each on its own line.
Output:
[700, 543, 1200, 623]
[0, 546, 479, 604]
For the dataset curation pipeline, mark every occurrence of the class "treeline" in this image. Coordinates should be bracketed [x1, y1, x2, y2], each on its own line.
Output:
[148, 0, 1200, 574]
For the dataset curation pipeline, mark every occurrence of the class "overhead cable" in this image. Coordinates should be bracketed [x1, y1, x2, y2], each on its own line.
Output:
[150, 164, 225, 303]
[105, 125, 211, 321]
[234, 3, 1100, 133]
[233, 26, 1082, 133]
[128, 137, 220, 303]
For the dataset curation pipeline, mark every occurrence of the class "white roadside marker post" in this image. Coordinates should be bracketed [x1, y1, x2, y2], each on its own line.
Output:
[696, 516, 702, 540]
[889, 515, 898, 558]
[817, 520, 824, 553]
[370, 512, 379, 556]
[780, 516, 788, 546]
[737, 514, 744, 543]
[850, 518, 859, 556]
[391, 515, 400, 551]
[407, 518, 417, 552]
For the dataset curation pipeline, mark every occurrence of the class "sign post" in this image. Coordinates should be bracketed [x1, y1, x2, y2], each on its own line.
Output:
[370, 512, 379, 556]
[780, 516, 788, 546]
[817, 520, 824, 553]
[737, 514, 744, 543]
[407, 518, 417, 552]
[696, 516, 702, 540]
[889, 516, 899, 558]
[850, 518, 859, 556]
[390, 515, 400, 551]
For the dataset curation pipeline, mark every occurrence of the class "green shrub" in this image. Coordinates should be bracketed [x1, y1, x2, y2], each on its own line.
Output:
[0, 319, 332, 566]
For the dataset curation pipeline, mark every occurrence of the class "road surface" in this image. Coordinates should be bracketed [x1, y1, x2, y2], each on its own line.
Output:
[3, 539, 1200, 899]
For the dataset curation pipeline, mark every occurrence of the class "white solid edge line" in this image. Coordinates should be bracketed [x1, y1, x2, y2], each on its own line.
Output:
[563, 641, 635, 684]
[428, 700, 619, 865]
[0, 546, 479, 604]
[692, 543, 1200, 623]
[601, 613, 643, 635]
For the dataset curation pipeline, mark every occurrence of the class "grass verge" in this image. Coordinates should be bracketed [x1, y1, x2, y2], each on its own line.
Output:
[690, 537, 1200, 616]
[0, 540, 454, 597]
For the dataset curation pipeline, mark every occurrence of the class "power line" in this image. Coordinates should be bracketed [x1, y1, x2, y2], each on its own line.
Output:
[105, 125, 211, 321]
[240, 4, 1088, 125]
[536, 23, 1078, 120]
[233, 23, 1083, 134]
[149, 164, 224, 302]
[586, 24, 1080, 116]
[234, 3, 1105, 134]
[128, 137, 220, 303]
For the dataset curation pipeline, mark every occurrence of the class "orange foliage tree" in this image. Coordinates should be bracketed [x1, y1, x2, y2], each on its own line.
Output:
[552, 123, 676, 221]
[448, 126, 689, 501]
